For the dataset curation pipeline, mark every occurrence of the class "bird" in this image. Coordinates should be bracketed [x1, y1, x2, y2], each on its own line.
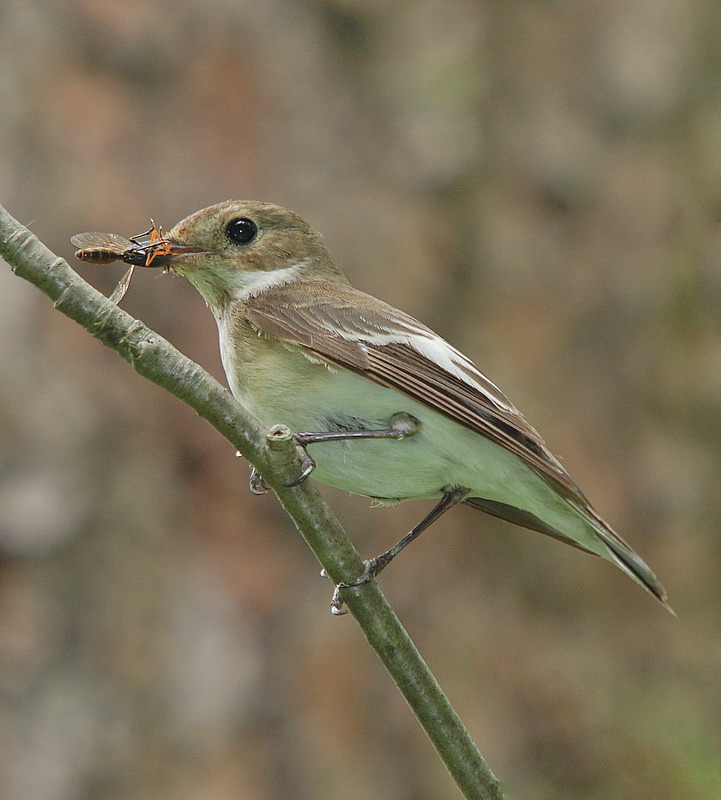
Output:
[106, 200, 669, 609]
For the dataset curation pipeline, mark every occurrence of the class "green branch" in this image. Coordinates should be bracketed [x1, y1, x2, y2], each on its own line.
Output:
[0, 203, 503, 800]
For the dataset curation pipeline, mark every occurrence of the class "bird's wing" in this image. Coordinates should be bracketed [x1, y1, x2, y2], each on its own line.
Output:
[246, 282, 669, 607]
[245, 281, 585, 503]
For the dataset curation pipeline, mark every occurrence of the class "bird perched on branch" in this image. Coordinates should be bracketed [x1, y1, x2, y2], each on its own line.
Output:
[77, 200, 669, 611]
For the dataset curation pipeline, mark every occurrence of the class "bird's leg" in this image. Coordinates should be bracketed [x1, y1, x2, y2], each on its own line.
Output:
[342, 486, 468, 584]
[245, 413, 420, 495]
[329, 486, 469, 614]
[284, 412, 421, 487]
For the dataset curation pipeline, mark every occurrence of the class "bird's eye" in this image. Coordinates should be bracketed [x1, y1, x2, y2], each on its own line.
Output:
[226, 217, 258, 245]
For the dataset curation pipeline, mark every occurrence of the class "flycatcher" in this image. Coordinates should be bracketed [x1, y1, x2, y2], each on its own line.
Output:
[77, 201, 669, 609]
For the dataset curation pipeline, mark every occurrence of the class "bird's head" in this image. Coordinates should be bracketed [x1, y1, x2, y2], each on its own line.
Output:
[159, 200, 347, 311]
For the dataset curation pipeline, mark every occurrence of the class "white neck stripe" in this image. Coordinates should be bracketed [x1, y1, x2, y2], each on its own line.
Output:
[231, 264, 301, 301]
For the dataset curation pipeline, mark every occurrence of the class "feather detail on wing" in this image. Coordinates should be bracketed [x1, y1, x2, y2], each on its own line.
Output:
[244, 282, 583, 501]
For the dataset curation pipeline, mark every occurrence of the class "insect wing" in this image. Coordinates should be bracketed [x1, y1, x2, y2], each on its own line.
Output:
[71, 232, 133, 251]
[72, 232, 134, 264]
[109, 266, 136, 304]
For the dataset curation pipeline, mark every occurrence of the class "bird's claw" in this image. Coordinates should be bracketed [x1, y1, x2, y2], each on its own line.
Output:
[322, 560, 382, 615]
[249, 466, 270, 495]
[330, 586, 349, 615]
[320, 568, 349, 614]
[337, 557, 383, 588]
[252, 431, 316, 491]
[283, 441, 316, 487]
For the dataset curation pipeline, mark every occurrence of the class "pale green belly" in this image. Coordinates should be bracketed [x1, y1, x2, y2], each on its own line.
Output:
[231, 357, 558, 511]
[218, 334, 639, 569]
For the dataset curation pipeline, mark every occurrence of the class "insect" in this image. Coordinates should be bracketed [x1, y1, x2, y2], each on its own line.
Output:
[71, 221, 172, 303]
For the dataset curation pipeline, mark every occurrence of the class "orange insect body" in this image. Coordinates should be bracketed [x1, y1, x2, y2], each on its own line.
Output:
[71, 220, 172, 303]
[73, 222, 171, 266]
[142, 225, 173, 267]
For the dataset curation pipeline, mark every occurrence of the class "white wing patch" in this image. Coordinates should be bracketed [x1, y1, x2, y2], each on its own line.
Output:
[334, 315, 518, 416]
[410, 335, 517, 415]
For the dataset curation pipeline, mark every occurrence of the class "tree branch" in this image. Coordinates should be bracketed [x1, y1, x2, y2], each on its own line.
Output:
[0, 203, 503, 800]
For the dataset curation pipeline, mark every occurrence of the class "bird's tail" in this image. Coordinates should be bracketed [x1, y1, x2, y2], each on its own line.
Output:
[464, 496, 672, 613]
[582, 504, 673, 614]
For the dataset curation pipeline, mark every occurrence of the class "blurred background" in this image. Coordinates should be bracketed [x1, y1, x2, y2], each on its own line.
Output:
[1, 1, 720, 798]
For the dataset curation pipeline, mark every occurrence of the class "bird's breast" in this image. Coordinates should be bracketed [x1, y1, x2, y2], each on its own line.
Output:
[215, 319, 559, 510]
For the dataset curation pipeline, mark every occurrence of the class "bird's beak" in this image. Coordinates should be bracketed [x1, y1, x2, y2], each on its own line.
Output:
[141, 241, 210, 269]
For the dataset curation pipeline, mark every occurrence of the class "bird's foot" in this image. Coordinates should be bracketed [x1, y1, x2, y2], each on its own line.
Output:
[248, 466, 270, 495]
[283, 440, 316, 487]
[320, 568, 349, 615]
[337, 555, 388, 588]
[322, 555, 392, 615]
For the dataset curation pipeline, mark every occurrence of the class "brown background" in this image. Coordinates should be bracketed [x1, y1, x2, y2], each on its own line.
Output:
[1, 1, 720, 798]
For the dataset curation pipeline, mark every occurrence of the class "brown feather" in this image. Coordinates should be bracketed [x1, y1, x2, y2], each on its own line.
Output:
[245, 282, 586, 504]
